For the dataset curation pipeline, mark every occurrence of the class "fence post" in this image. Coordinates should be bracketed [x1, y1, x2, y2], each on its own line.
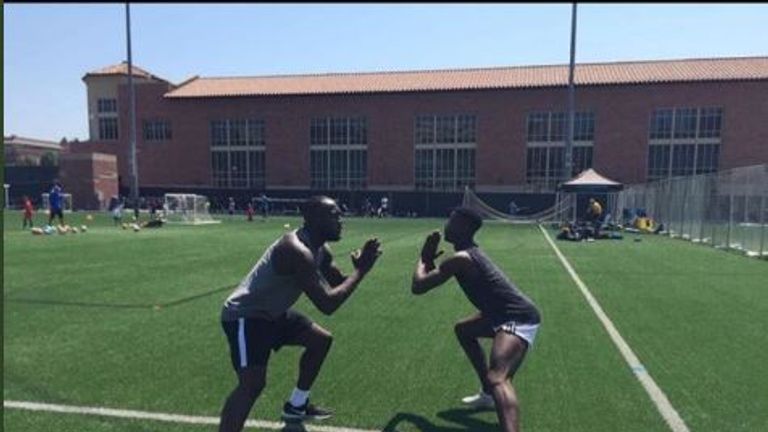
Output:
[680, 177, 689, 239]
[760, 194, 766, 258]
[699, 175, 708, 244]
[727, 171, 734, 249]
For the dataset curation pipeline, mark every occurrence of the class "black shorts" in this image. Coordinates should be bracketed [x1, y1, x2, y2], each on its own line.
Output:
[51, 208, 64, 218]
[222, 309, 313, 370]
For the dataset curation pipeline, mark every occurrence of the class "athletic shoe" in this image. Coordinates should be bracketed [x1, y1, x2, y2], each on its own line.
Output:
[281, 400, 333, 421]
[461, 391, 495, 409]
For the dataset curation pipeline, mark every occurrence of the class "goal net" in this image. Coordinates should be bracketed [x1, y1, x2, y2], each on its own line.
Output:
[41, 193, 73, 213]
[254, 197, 304, 215]
[164, 193, 220, 225]
[461, 187, 574, 224]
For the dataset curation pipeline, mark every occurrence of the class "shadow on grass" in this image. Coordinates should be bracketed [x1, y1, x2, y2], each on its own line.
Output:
[381, 407, 497, 432]
[4, 284, 235, 310]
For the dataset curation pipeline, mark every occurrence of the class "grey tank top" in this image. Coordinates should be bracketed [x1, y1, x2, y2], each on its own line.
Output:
[455, 246, 541, 326]
[221, 229, 326, 321]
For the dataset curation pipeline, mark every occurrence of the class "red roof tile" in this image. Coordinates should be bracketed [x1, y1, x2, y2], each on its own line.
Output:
[164, 56, 768, 98]
[83, 62, 167, 82]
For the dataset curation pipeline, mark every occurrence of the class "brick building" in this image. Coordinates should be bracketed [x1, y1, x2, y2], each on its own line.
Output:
[70, 57, 768, 214]
[4, 135, 62, 167]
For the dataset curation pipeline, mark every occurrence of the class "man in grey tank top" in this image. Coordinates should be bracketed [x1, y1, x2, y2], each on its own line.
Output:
[411, 207, 541, 432]
[218, 196, 382, 432]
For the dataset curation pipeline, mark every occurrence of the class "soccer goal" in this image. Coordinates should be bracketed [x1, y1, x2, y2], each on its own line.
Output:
[163, 193, 220, 225]
[461, 187, 574, 224]
[41, 193, 74, 213]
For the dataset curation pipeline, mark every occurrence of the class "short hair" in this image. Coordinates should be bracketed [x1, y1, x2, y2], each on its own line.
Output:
[300, 195, 335, 220]
[452, 207, 483, 232]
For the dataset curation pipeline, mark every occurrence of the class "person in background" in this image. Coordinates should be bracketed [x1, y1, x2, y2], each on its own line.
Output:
[587, 198, 603, 236]
[246, 202, 255, 222]
[22, 195, 35, 229]
[228, 197, 236, 218]
[508, 200, 519, 216]
[47, 181, 65, 226]
[259, 193, 270, 221]
[112, 198, 124, 226]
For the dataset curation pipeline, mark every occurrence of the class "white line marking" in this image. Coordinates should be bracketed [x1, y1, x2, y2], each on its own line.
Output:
[4, 400, 378, 432]
[539, 225, 690, 432]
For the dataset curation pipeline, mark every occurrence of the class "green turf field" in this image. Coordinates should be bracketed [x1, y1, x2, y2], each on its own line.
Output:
[4, 211, 767, 431]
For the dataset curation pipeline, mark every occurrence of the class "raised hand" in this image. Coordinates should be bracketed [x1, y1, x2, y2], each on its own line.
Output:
[420, 230, 444, 268]
[351, 237, 382, 275]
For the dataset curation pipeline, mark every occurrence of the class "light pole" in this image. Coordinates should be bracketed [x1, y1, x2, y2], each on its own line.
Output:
[126, 3, 139, 206]
[564, 3, 578, 182]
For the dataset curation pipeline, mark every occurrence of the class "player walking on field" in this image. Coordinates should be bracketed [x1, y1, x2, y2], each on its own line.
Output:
[411, 207, 541, 432]
[218, 196, 382, 432]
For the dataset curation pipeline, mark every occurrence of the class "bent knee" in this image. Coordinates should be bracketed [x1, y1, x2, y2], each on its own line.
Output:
[454, 322, 471, 339]
[321, 332, 333, 349]
[238, 373, 266, 397]
[309, 331, 333, 351]
[485, 370, 509, 388]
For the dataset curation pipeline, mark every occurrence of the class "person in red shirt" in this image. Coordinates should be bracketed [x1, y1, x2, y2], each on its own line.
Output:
[246, 202, 255, 222]
[22, 196, 35, 229]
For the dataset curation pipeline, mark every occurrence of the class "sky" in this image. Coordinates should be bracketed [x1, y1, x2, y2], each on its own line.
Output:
[4, 3, 768, 141]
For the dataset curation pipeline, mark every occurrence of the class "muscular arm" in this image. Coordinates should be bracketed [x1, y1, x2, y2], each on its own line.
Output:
[297, 253, 363, 315]
[284, 238, 380, 316]
[319, 246, 347, 287]
[411, 254, 469, 295]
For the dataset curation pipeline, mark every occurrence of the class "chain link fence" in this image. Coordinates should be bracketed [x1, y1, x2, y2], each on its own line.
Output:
[618, 164, 767, 258]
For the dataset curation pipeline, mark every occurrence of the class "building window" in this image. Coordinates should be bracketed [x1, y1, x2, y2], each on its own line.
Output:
[574, 112, 596, 141]
[210, 119, 266, 189]
[526, 112, 549, 142]
[97, 98, 117, 113]
[98, 117, 119, 140]
[649, 108, 673, 139]
[414, 114, 476, 191]
[525, 111, 595, 189]
[673, 108, 698, 139]
[698, 107, 723, 139]
[143, 119, 172, 141]
[310, 116, 367, 190]
[647, 107, 722, 180]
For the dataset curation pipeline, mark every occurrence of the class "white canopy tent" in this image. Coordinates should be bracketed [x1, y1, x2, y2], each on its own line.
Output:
[558, 169, 624, 222]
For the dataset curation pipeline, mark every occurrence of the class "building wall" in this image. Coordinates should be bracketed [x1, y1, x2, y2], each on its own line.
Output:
[59, 152, 118, 210]
[93, 79, 768, 191]
[85, 75, 159, 141]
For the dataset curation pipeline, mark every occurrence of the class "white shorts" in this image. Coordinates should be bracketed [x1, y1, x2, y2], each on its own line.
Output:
[493, 321, 540, 347]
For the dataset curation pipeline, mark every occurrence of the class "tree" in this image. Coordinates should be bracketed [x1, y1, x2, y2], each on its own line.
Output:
[40, 152, 58, 167]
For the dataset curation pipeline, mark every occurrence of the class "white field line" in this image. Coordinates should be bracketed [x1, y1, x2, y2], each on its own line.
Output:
[3, 400, 378, 432]
[538, 225, 690, 432]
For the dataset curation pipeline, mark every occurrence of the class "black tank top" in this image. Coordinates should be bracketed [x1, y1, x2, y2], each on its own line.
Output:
[455, 246, 541, 326]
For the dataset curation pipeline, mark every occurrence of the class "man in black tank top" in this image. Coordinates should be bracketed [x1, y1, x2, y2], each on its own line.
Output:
[411, 207, 541, 432]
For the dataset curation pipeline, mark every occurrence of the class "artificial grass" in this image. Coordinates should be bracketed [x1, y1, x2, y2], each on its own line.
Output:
[5, 211, 763, 431]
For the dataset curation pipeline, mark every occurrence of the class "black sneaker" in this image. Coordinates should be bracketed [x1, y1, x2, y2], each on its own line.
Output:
[281, 400, 333, 421]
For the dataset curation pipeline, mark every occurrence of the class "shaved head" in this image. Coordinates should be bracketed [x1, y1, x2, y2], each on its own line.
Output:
[301, 196, 343, 242]
[301, 196, 337, 221]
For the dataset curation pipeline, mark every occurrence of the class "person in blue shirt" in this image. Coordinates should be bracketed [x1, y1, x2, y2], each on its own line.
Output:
[48, 181, 65, 226]
[259, 193, 270, 220]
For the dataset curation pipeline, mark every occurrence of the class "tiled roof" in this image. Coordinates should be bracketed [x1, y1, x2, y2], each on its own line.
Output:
[164, 56, 768, 98]
[83, 62, 167, 82]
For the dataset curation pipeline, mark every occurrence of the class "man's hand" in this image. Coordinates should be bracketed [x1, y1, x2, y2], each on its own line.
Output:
[351, 237, 382, 275]
[420, 231, 444, 269]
